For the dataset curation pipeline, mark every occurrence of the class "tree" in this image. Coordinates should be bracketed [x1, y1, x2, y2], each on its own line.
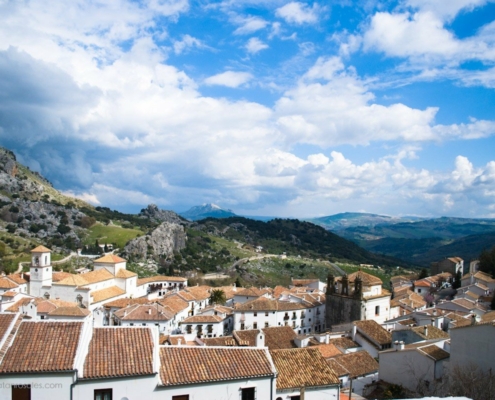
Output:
[418, 268, 428, 279]
[479, 245, 495, 277]
[453, 269, 462, 289]
[235, 277, 242, 288]
[209, 289, 226, 305]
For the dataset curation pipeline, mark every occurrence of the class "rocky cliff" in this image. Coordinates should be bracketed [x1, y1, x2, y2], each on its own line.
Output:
[123, 222, 187, 259]
[138, 204, 187, 225]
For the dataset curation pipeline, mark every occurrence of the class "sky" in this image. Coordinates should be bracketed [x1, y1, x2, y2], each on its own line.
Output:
[1, 0, 495, 218]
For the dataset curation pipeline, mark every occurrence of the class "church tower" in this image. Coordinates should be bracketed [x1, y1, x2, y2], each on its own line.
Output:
[30, 245, 53, 297]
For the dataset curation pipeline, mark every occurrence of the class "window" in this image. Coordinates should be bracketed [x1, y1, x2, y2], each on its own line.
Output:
[12, 384, 30, 400]
[253, 322, 257, 329]
[94, 389, 112, 400]
[375, 306, 380, 316]
[241, 387, 256, 400]
[253, 312, 257, 317]
[265, 311, 268, 316]
[172, 396, 189, 400]
[264, 322, 269, 328]
[241, 323, 245, 330]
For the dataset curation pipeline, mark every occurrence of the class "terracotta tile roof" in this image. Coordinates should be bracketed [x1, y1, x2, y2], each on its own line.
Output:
[94, 254, 126, 263]
[158, 295, 189, 313]
[182, 315, 223, 324]
[348, 271, 382, 286]
[354, 320, 392, 346]
[0, 313, 17, 342]
[331, 351, 379, 378]
[411, 325, 449, 340]
[235, 297, 305, 311]
[398, 318, 416, 326]
[213, 285, 239, 299]
[330, 337, 360, 350]
[233, 329, 259, 346]
[235, 287, 272, 297]
[259, 326, 295, 350]
[83, 327, 154, 379]
[481, 310, 495, 322]
[104, 297, 152, 309]
[418, 344, 450, 361]
[48, 307, 90, 317]
[6, 273, 27, 285]
[273, 285, 290, 298]
[115, 269, 137, 278]
[54, 269, 115, 287]
[327, 358, 350, 377]
[52, 271, 73, 282]
[37, 299, 77, 314]
[167, 335, 186, 345]
[184, 285, 212, 301]
[290, 292, 325, 306]
[313, 343, 343, 358]
[5, 298, 31, 312]
[137, 275, 187, 286]
[31, 245, 51, 253]
[0, 277, 18, 289]
[91, 286, 126, 303]
[0, 321, 83, 373]
[1, 291, 18, 297]
[176, 291, 196, 302]
[202, 336, 237, 346]
[271, 348, 340, 389]
[159, 346, 274, 386]
[114, 303, 175, 321]
[201, 304, 233, 315]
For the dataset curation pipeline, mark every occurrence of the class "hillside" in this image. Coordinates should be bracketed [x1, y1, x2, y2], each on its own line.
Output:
[338, 217, 495, 266]
[307, 212, 422, 231]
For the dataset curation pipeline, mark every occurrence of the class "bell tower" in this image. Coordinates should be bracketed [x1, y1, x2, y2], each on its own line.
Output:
[30, 245, 53, 297]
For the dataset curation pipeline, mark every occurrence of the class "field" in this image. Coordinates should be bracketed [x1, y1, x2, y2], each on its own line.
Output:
[83, 223, 143, 249]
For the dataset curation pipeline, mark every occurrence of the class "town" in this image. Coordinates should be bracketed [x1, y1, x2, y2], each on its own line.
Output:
[0, 245, 491, 399]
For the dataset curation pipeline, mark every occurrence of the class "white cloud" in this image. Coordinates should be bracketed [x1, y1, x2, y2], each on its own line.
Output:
[275, 2, 322, 25]
[233, 16, 268, 35]
[245, 37, 269, 53]
[405, 0, 488, 21]
[204, 71, 253, 87]
[173, 34, 205, 54]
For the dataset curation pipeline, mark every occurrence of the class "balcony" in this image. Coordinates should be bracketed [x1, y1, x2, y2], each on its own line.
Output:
[301, 313, 306, 319]
[283, 315, 290, 321]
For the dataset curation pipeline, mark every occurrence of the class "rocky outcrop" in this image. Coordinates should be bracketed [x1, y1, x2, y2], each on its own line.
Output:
[138, 204, 186, 225]
[124, 222, 187, 259]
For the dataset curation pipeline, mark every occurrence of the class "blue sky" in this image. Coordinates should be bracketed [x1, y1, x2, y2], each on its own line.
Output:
[1, 0, 495, 218]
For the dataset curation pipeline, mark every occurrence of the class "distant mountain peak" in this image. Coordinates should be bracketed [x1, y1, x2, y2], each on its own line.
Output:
[180, 203, 236, 221]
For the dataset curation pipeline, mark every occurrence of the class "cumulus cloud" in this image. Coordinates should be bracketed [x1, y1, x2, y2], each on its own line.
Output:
[204, 71, 253, 87]
[233, 16, 268, 34]
[1, 0, 495, 217]
[173, 34, 205, 54]
[275, 2, 322, 25]
[245, 37, 269, 53]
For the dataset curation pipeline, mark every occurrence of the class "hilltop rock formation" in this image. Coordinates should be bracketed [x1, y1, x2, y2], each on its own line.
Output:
[124, 222, 187, 259]
[138, 204, 186, 225]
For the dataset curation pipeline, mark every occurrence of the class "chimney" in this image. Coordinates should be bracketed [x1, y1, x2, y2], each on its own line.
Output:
[394, 340, 399, 351]
[431, 319, 435, 327]
[470, 273, 474, 285]
[178, 338, 182, 346]
[399, 341, 405, 350]
[424, 326, 428, 337]
[352, 324, 357, 341]
[148, 309, 152, 315]
[256, 330, 265, 348]
[325, 333, 330, 344]
[471, 314, 476, 325]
